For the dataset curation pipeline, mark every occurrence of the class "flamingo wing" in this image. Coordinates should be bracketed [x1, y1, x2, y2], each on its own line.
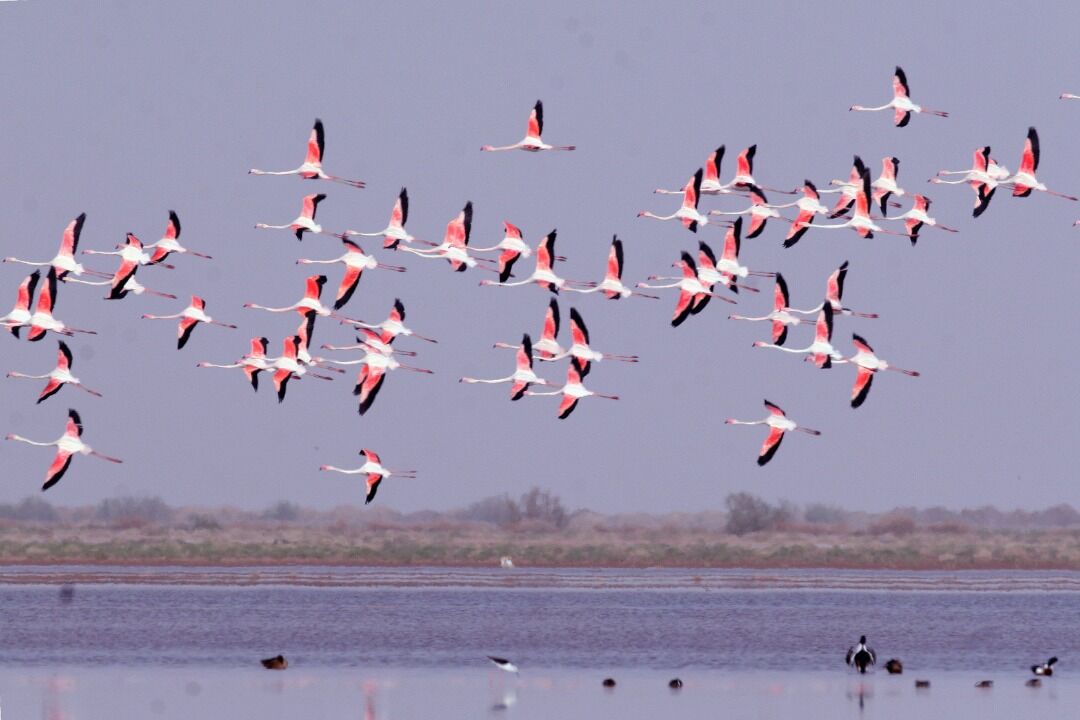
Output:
[272, 369, 294, 402]
[42, 449, 75, 491]
[497, 249, 521, 282]
[334, 266, 363, 310]
[556, 392, 579, 419]
[851, 367, 875, 408]
[528, 100, 543, 140]
[355, 366, 386, 416]
[37, 377, 64, 404]
[771, 320, 788, 347]
[306, 119, 325, 165]
[757, 426, 785, 466]
[671, 289, 694, 327]
[177, 316, 199, 350]
[60, 214, 86, 258]
[365, 474, 383, 504]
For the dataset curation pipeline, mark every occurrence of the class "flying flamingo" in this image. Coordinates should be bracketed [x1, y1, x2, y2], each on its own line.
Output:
[494, 299, 565, 359]
[340, 298, 438, 344]
[343, 187, 429, 249]
[842, 333, 920, 408]
[1, 271, 39, 338]
[708, 185, 787, 238]
[576, 236, 658, 299]
[728, 273, 813, 346]
[820, 156, 868, 219]
[930, 146, 1006, 218]
[655, 146, 748, 196]
[709, 217, 774, 288]
[27, 269, 96, 342]
[7, 340, 102, 403]
[638, 168, 710, 232]
[326, 347, 432, 416]
[695, 240, 748, 295]
[255, 193, 341, 240]
[141, 296, 237, 349]
[66, 255, 176, 301]
[540, 307, 638, 377]
[775, 181, 830, 247]
[849, 66, 948, 126]
[321, 329, 417, 359]
[725, 400, 821, 466]
[786, 261, 878, 319]
[3, 214, 109, 280]
[297, 239, 407, 310]
[6, 409, 122, 490]
[479, 230, 593, 293]
[244, 274, 358, 322]
[524, 362, 618, 419]
[320, 449, 417, 504]
[469, 221, 564, 281]
[885, 195, 958, 245]
[292, 309, 345, 373]
[143, 211, 212, 264]
[717, 145, 796, 194]
[636, 251, 734, 327]
[795, 169, 905, 239]
[83, 232, 172, 270]
[481, 100, 575, 152]
[399, 202, 487, 272]
[1005, 127, 1078, 201]
[196, 337, 271, 391]
[1062, 93, 1080, 100]
[460, 334, 551, 400]
[249, 118, 365, 188]
[870, 157, 905, 216]
[753, 303, 841, 368]
[268, 335, 335, 402]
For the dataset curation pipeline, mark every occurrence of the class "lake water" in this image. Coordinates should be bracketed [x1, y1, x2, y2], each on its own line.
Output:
[1, 566, 1078, 718]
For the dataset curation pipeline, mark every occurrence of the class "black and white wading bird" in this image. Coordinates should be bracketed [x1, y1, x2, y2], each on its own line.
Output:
[846, 635, 876, 674]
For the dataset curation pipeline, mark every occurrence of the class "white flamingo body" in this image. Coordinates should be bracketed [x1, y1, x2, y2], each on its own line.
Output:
[320, 449, 416, 504]
[460, 333, 550, 400]
[639, 168, 710, 232]
[726, 400, 820, 466]
[143, 211, 211, 262]
[842, 334, 920, 408]
[1, 271, 39, 336]
[4, 214, 109, 280]
[753, 304, 841, 368]
[849, 66, 948, 126]
[249, 119, 365, 188]
[7, 340, 101, 403]
[6, 409, 122, 490]
[524, 363, 618, 419]
[481, 100, 575, 152]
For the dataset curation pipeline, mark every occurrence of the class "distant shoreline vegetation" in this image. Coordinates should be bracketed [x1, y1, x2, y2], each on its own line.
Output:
[1, 490, 1080, 569]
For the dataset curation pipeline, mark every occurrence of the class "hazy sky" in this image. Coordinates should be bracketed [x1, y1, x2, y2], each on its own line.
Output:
[1, 1, 1078, 513]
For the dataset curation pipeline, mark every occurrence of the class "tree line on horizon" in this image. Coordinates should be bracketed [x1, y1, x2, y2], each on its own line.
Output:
[1, 490, 1080, 535]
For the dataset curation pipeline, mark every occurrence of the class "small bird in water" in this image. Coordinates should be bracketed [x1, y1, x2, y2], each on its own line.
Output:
[260, 654, 288, 670]
[1031, 657, 1058, 676]
[58, 584, 75, 604]
[975, 680, 993, 688]
[668, 678, 683, 689]
[884, 658, 903, 674]
[846, 636, 876, 674]
[915, 679, 930, 689]
[602, 678, 616, 688]
[487, 656, 519, 674]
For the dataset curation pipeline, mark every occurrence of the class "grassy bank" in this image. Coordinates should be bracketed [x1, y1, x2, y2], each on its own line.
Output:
[2, 524, 1080, 569]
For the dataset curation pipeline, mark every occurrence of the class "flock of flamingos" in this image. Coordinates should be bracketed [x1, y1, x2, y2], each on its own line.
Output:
[3, 67, 1079, 500]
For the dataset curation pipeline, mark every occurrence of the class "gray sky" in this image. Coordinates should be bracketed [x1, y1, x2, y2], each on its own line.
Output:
[1, 1, 1078, 513]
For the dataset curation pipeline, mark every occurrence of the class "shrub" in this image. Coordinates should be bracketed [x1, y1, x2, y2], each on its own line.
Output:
[262, 501, 301, 523]
[725, 493, 783, 536]
[867, 514, 916, 536]
[0, 497, 59, 522]
[96, 496, 173, 525]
